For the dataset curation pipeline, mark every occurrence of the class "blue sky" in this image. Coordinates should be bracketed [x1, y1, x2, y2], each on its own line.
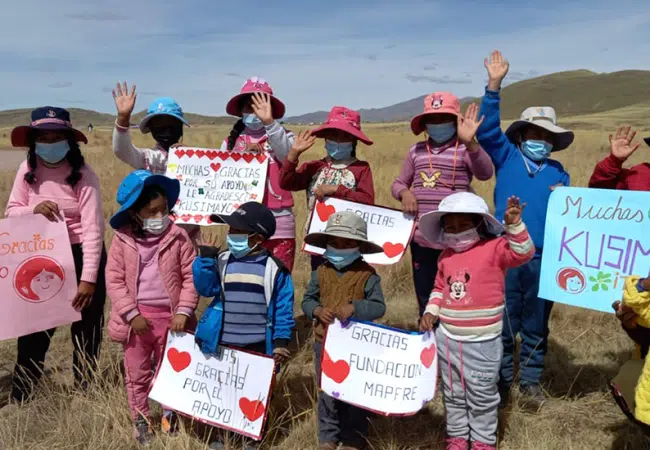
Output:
[1, 0, 650, 117]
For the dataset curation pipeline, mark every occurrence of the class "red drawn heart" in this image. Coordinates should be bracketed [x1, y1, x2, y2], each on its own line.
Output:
[242, 153, 255, 163]
[167, 348, 191, 372]
[210, 163, 221, 172]
[206, 151, 218, 160]
[255, 153, 267, 163]
[315, 201, 336, 222]
[420, 344, 436, 369]
[193, 215, 204, 223]
[383, 242, 405, 258]
[180, 214, 192, 222]
[217, 151, 229, 160]
[176, 175, 183, 181]
[186, 149, 195, 158]
[206, 216, 213, 224]
[321, 350, 350, 384]
[174, 149, 186, 158]
[239, 397, 265, 422]
[231, 153, 242, 162]
[195, 150, 206, 158]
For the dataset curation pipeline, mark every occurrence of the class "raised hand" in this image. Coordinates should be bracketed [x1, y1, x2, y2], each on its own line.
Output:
[288, 130, 317, 162]
[609, 126, 641, 162]
[484, 50, 509, 91]
[457, 103, 485, 146]
[504, 196, 526, 225]
[251, 92, 274, 126]
[113, 81, 137, 128]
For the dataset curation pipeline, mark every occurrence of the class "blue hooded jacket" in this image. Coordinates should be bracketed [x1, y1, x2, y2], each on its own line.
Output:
[193, 250, 295, 356]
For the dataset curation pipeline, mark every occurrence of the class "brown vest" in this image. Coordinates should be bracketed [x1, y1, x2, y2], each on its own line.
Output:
[314, 259, 375, 342]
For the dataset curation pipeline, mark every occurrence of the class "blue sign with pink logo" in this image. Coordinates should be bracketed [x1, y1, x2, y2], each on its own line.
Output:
[539, 187, 650, 313]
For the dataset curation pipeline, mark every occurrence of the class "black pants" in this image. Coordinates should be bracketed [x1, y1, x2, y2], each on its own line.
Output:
[11, 243, 107, 403]
[410, 242, 443, 318]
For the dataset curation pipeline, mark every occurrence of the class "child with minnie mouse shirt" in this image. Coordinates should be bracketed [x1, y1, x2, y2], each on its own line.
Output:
[418, 192, 534, 450]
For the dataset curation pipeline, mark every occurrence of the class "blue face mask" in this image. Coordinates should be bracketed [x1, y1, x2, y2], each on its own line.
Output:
[242, 113, 264, 131]
[426, 122, 456, 144]
[226, 234, 256, 259]
[325, 140, 354, 161]
[521, 140, 553, 162]
[35, 141, 70, 164]
[324, 245, 361, 269]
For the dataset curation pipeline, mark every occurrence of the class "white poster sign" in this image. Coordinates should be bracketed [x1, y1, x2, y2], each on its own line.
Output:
[165, 146, 269, 226]
[319, 319, 438, 415]
[149, 333, 276, 440]
[304, 198, 416, 264]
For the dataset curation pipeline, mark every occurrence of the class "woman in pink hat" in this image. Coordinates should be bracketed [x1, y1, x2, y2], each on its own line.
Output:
[222, 77, 297, 272]
[278, 106, 375, 270]
[391, 94, 494, 318]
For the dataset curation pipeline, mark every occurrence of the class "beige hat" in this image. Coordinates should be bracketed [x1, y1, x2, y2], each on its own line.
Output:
[505, 106, 575, 151]
[304, 210, 383, 254]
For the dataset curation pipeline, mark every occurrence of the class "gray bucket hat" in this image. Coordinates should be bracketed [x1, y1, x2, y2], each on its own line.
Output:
[305, 210, 383, 254]
[505, 106, 575, 152]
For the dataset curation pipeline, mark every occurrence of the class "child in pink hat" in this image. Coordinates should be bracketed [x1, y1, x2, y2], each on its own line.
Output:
[391, 93, 494, 318]
[222, 77, 297, 272]
[279, 106, 375, 270]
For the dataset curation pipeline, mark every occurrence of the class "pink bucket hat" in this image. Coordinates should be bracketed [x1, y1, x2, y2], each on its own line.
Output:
[226, 77, 286, 119]
[410, 92, 461, 135]
[311, 106, 374, 145]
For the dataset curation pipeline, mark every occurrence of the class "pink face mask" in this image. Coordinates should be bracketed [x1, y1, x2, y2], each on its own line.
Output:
[442, 228, 481, 253]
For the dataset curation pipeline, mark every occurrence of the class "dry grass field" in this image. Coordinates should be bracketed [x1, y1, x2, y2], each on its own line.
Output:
[0, 116, 649, 449]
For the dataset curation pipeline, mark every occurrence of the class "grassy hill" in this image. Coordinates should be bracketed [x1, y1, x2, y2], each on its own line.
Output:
[2, 69, 650, 128]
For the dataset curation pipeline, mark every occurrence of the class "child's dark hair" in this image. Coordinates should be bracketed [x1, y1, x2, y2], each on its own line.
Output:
[227, 97, 251, 150]
[24, 130, 85, 187]
[129, 184, 168, 237]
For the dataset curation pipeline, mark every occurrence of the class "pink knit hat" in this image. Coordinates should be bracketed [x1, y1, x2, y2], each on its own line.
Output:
[410, 92, 461, 135]
[226, 77, 286, 119]
[311, 106, 373, 145]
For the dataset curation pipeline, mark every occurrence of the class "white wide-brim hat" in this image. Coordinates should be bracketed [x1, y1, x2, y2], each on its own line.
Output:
[505, 106, 575, 152]
[419, 192, 505, 246]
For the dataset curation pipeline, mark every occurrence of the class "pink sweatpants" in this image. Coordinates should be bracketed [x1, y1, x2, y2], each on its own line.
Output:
[262, 238, 295, 272]
[123, 305, 172, 421]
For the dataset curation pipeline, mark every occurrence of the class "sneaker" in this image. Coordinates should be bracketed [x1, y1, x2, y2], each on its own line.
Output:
[446, 437, 469, 450]
[161, 411, 179, 436]
[133, 418, 153, 446]
[472, 442, 497, 450]
[520, 384, 547, 410]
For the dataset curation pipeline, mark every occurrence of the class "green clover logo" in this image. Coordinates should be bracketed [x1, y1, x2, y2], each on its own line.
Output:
[589, 271, 612, 292]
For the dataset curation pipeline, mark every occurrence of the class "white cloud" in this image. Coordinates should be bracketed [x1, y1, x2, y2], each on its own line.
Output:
[0, 0, 649, 116]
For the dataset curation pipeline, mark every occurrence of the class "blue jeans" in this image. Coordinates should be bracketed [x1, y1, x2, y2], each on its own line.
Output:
[499, 257, 553, 387]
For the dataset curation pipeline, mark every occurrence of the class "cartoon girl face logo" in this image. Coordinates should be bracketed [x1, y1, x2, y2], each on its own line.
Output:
[556, 267, 586, 294]
[14, 256, 66, 303]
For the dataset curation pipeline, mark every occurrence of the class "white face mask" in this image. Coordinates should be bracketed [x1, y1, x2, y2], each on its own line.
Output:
[442, 228, 481, 253]
[139, 214, 171, 235]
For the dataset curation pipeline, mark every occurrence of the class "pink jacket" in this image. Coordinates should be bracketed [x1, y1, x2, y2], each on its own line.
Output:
[106, 224, 199, 343]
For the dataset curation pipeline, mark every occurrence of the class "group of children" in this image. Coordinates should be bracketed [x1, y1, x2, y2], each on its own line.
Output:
[3, 49, 650, 449]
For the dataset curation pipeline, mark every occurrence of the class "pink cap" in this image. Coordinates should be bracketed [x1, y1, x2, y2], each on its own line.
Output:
[311, 106, 373, 145]
[410, 92, 461, 135]
[226, 77, 286, 119]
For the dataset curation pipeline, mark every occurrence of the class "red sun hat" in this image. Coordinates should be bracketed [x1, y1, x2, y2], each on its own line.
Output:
[311, 106, 374, 146]
[410, 92, 461, 135]
[226, 77, 286, 119]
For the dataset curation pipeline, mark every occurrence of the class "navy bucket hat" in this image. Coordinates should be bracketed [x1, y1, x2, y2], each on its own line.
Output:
[110, 170, 180, 230]
[11, 107, 88, 148]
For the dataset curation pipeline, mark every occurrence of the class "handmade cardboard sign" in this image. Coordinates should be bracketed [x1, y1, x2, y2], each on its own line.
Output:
[165, 146, 269, 226]
[319, 319, 438, 415]
[149, 333, 276, 440]
[0, 214, 79, 341]
[304, 198, 416, 265]
[539, 187, 650, 312]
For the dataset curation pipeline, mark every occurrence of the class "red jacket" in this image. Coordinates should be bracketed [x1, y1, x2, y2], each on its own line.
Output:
[279, 158, 375, 211]
[589, 154, 650, 191]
